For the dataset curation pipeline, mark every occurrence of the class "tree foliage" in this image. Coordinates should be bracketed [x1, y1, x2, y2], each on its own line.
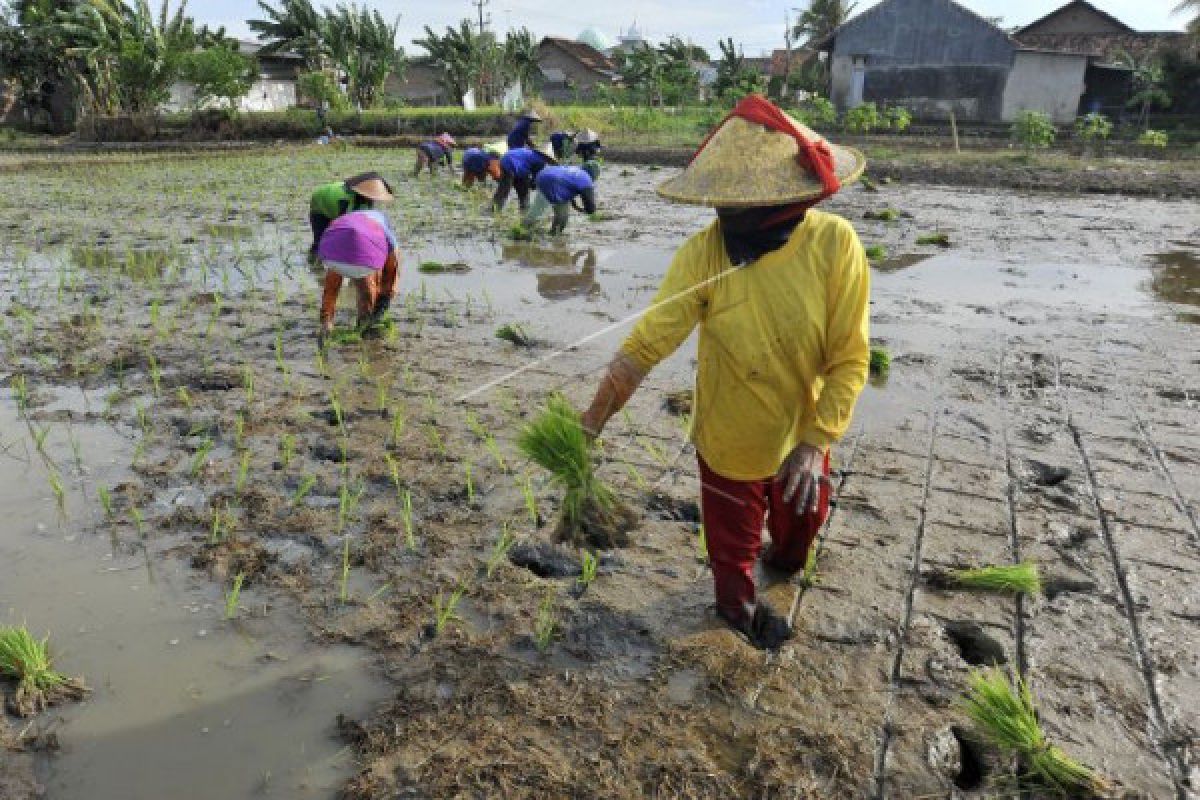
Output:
[792, 0, 858, 45]
[181, 41, 256, 110]
[412, 22, 542, 106]
[714, 37, 765, 103]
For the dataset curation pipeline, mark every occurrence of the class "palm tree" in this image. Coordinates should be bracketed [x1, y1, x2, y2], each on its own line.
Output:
[248, 0, 326, 69]
[793, 0, 858, 45]
[413, 20, 491, 103]
[502, 27, 538, 93]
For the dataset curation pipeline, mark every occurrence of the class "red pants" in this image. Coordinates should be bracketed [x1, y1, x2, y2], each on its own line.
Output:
[698, 452, 831, 625]
[320, 251, 399, 329]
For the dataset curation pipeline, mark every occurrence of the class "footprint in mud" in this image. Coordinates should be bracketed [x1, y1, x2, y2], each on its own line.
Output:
[942, 621, 1007, 667]
[644, 491, 700, 523]
[928, 726, 989, 791]
[1042, 576, 1098, 601]
[508, 540, 581, 578]
[1024, 458, 1071, 487]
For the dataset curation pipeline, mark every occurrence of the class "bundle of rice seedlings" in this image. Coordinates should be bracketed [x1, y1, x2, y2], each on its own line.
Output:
[495, 323, 531, 347]
[962, 668, 1104, 796]
[0, 625, 88, 717]
[417, 261, 471, 274]
[864, 244, 888, 261]
[517, 393, 635, 548]
[863, 208, 900, 222]
[953, 563, 1042, 596]
[869, 346, 891, 377]
[917, 232, 951, 247]
[507, 224, 533, 241]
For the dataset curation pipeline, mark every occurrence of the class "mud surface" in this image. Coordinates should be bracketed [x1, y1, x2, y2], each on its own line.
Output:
[0, 148, 1197, 798]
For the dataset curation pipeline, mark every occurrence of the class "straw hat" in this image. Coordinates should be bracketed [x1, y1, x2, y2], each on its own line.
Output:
[533, 142, 558, 164]
[344, 172, 394, 204]
[576, 128, 599, 144]
[436, 132, 457, 148]
[656, 113, 865, 207]
[520, 109, 543, 121]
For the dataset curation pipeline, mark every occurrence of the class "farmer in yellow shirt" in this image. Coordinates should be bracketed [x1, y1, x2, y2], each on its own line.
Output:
[581, 95, 870, 649]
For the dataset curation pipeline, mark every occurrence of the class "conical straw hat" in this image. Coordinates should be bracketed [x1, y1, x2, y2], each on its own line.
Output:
[344, 171, 394, 204]
[657, 113, 865, 207]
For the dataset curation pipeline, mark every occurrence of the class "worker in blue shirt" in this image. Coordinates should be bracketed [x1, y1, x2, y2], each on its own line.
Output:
[549, 130, 575, 160]
[523, 161, 599, 235]
[413, 133, 456, 177]
[574, 129, 602, 161]
[461, 146, 502, 187]
[506, 109, 542, 149]
[493, 144, 556, 212]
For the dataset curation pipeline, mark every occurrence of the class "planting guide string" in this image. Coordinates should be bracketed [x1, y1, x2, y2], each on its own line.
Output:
[1054, 349, 1190, 797]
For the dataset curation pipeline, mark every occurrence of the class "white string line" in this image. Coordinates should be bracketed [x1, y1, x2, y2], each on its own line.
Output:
[453, 263, 745, 403]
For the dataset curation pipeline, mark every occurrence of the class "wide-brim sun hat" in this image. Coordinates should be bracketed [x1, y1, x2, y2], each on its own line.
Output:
[344, 171, 394, 204]
[436, 132, 457, 148]
[533, 143, 558, 164]
[520, 109, 543, 121]
[576, 128, 599, 144]
[656, 95, 865, 207]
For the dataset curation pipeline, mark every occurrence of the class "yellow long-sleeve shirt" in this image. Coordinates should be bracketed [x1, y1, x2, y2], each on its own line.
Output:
[620, 210, 870, 481]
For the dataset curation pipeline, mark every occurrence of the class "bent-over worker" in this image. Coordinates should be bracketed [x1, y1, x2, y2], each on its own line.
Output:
[506, 109, 541, 149]
[549, 130, 576, 160]
[574, 128, 602, 161]
[461, 146, 503, 187]
[493, 144, 556, 213]
[579, 95, 870, 650]
[413, 133, 456, 176]
[308, 172, 393, 258]
[316, 210, 400, 346]
[523, 162, 599, 235]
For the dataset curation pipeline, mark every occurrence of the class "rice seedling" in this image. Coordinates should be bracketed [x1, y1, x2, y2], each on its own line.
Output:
[431, 582, 467, 636]
[233, 413, 246, 450]
[48, 469, 66, 514]
[521, 473, 539, 527]
[190, 437, 214, 477]
[209, 506, 226, 544]
[518, 393, 632, 548]
[863, 208, 901, 222]
[291, 474, 316, 505]
[147, 353, 161, 396]
[800, 545, 820, 588]
[495, 323, 531, 347]
[638, 435, 670, 467]
[234, 452, 251, 494]
[578, 550, 598, 591]
[962, 668, 1103, 795]
[12, 374, 29, 414]
[696, 524, 708, 564]
[279, 433, 296, 469]
[952, 563, 1042, 596]
[401, 489, 415, 550]
[917, 232, 951, 247]
[97, 485, 114, 520]
[375, 380, 388, 414]
[130, 506, 146, 538]
[869, 346, 891, 378]
[176, 386, 193, 409]
[864, 244, 888, 261]
[424, 424, 446, 458]
[32, 425, 51, 457]
[508, 223, 533, 241]
[0, 625, 87, 716]
[623, 462, 648, 491]
[339, 537, 352, 603]
[224, 573, 245, 620]
[242, 365, 255, 405]
[485, 523, 515, 578]
[483, 434, 507, 472]
[464, 462, 475, 505]
[533, 592, 556, 653]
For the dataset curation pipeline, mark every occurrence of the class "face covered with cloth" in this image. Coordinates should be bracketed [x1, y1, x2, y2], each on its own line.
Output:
[580, 94, 871, 650]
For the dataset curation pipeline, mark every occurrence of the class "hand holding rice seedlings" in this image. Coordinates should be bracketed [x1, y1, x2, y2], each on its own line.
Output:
[952, 563, 1042, 596]
[485, 523, 516, 578]
[0, 625, 88, 717]
[962, 668, 1104, 795]
[533, 592, 556, 653]
[517, 393, 634, 548]
[224, 573, 245, 620]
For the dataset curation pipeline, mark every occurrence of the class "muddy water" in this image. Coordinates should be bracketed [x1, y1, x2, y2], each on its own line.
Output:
[0, 391, 389, 799]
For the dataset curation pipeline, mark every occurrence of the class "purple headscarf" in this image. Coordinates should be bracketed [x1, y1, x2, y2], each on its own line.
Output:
[317, 211, 389, 270]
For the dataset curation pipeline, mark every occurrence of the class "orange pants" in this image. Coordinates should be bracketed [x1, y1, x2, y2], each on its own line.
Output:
[320, 251, 399, 329]
[463, 159, 502, 187]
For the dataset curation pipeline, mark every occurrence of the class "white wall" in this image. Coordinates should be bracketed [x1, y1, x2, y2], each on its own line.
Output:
[1001, 51, 1087, 124]
[164, 79, 296, 113]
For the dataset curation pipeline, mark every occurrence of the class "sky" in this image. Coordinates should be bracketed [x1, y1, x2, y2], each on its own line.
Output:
[202, 0, 1189, 57]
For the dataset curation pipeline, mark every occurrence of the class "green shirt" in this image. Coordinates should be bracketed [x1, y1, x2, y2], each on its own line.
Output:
[309, 181, 369, 219]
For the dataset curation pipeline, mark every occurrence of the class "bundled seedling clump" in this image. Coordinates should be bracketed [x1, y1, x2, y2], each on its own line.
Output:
[495, 323, 532, 347]
[0, 625, 88, 716]
[952, 562, 1042, 596]
[864, 244, 888, 261]
[917, 232, 951, 247]
[517, 393, 635, 549]
[869, 346, 891, 378]
[417, 261, 471, 274]
[962, 668, 1104, 796]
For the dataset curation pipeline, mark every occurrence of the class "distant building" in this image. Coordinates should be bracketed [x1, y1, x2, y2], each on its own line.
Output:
[384, 62, 448, 107]
[577, 28, 612, 53]
[537, 37, 621, 102]
[166, 41, 301, 112]
[613, 24, 648, 55]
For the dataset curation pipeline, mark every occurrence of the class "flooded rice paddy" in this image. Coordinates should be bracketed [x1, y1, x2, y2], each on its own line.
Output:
[1, 147, 1198, 798]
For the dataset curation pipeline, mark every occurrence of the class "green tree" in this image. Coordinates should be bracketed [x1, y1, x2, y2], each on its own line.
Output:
[323, 3, 402, 109]
[0, 1, 76, 126]
[502, 27, 539, 93]
[413, 19, 493, 103]
[182, 42, 256, 110]
[296, 68, 347, 110]
[713, 37, 765, 103]
[793, 0, 858, 45]
[658, 35, 700, 105]
[247, 0, 326, 69]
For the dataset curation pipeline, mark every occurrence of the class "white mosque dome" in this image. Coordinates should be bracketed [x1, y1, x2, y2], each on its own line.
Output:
[577, 28, 611, 51]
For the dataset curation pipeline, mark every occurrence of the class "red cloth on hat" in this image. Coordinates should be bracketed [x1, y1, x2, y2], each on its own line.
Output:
[698, 451, 831, 625]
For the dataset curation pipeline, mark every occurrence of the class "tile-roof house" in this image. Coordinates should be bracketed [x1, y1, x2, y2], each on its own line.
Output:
[1014, 0, 1191, 62]
[814, 0, 1094, 123]
[537, 37, 621, 101]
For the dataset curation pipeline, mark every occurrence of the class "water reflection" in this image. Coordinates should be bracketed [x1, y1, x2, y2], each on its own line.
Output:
[502, 243, 600, 299]
[1146, 251, 1200, 311]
